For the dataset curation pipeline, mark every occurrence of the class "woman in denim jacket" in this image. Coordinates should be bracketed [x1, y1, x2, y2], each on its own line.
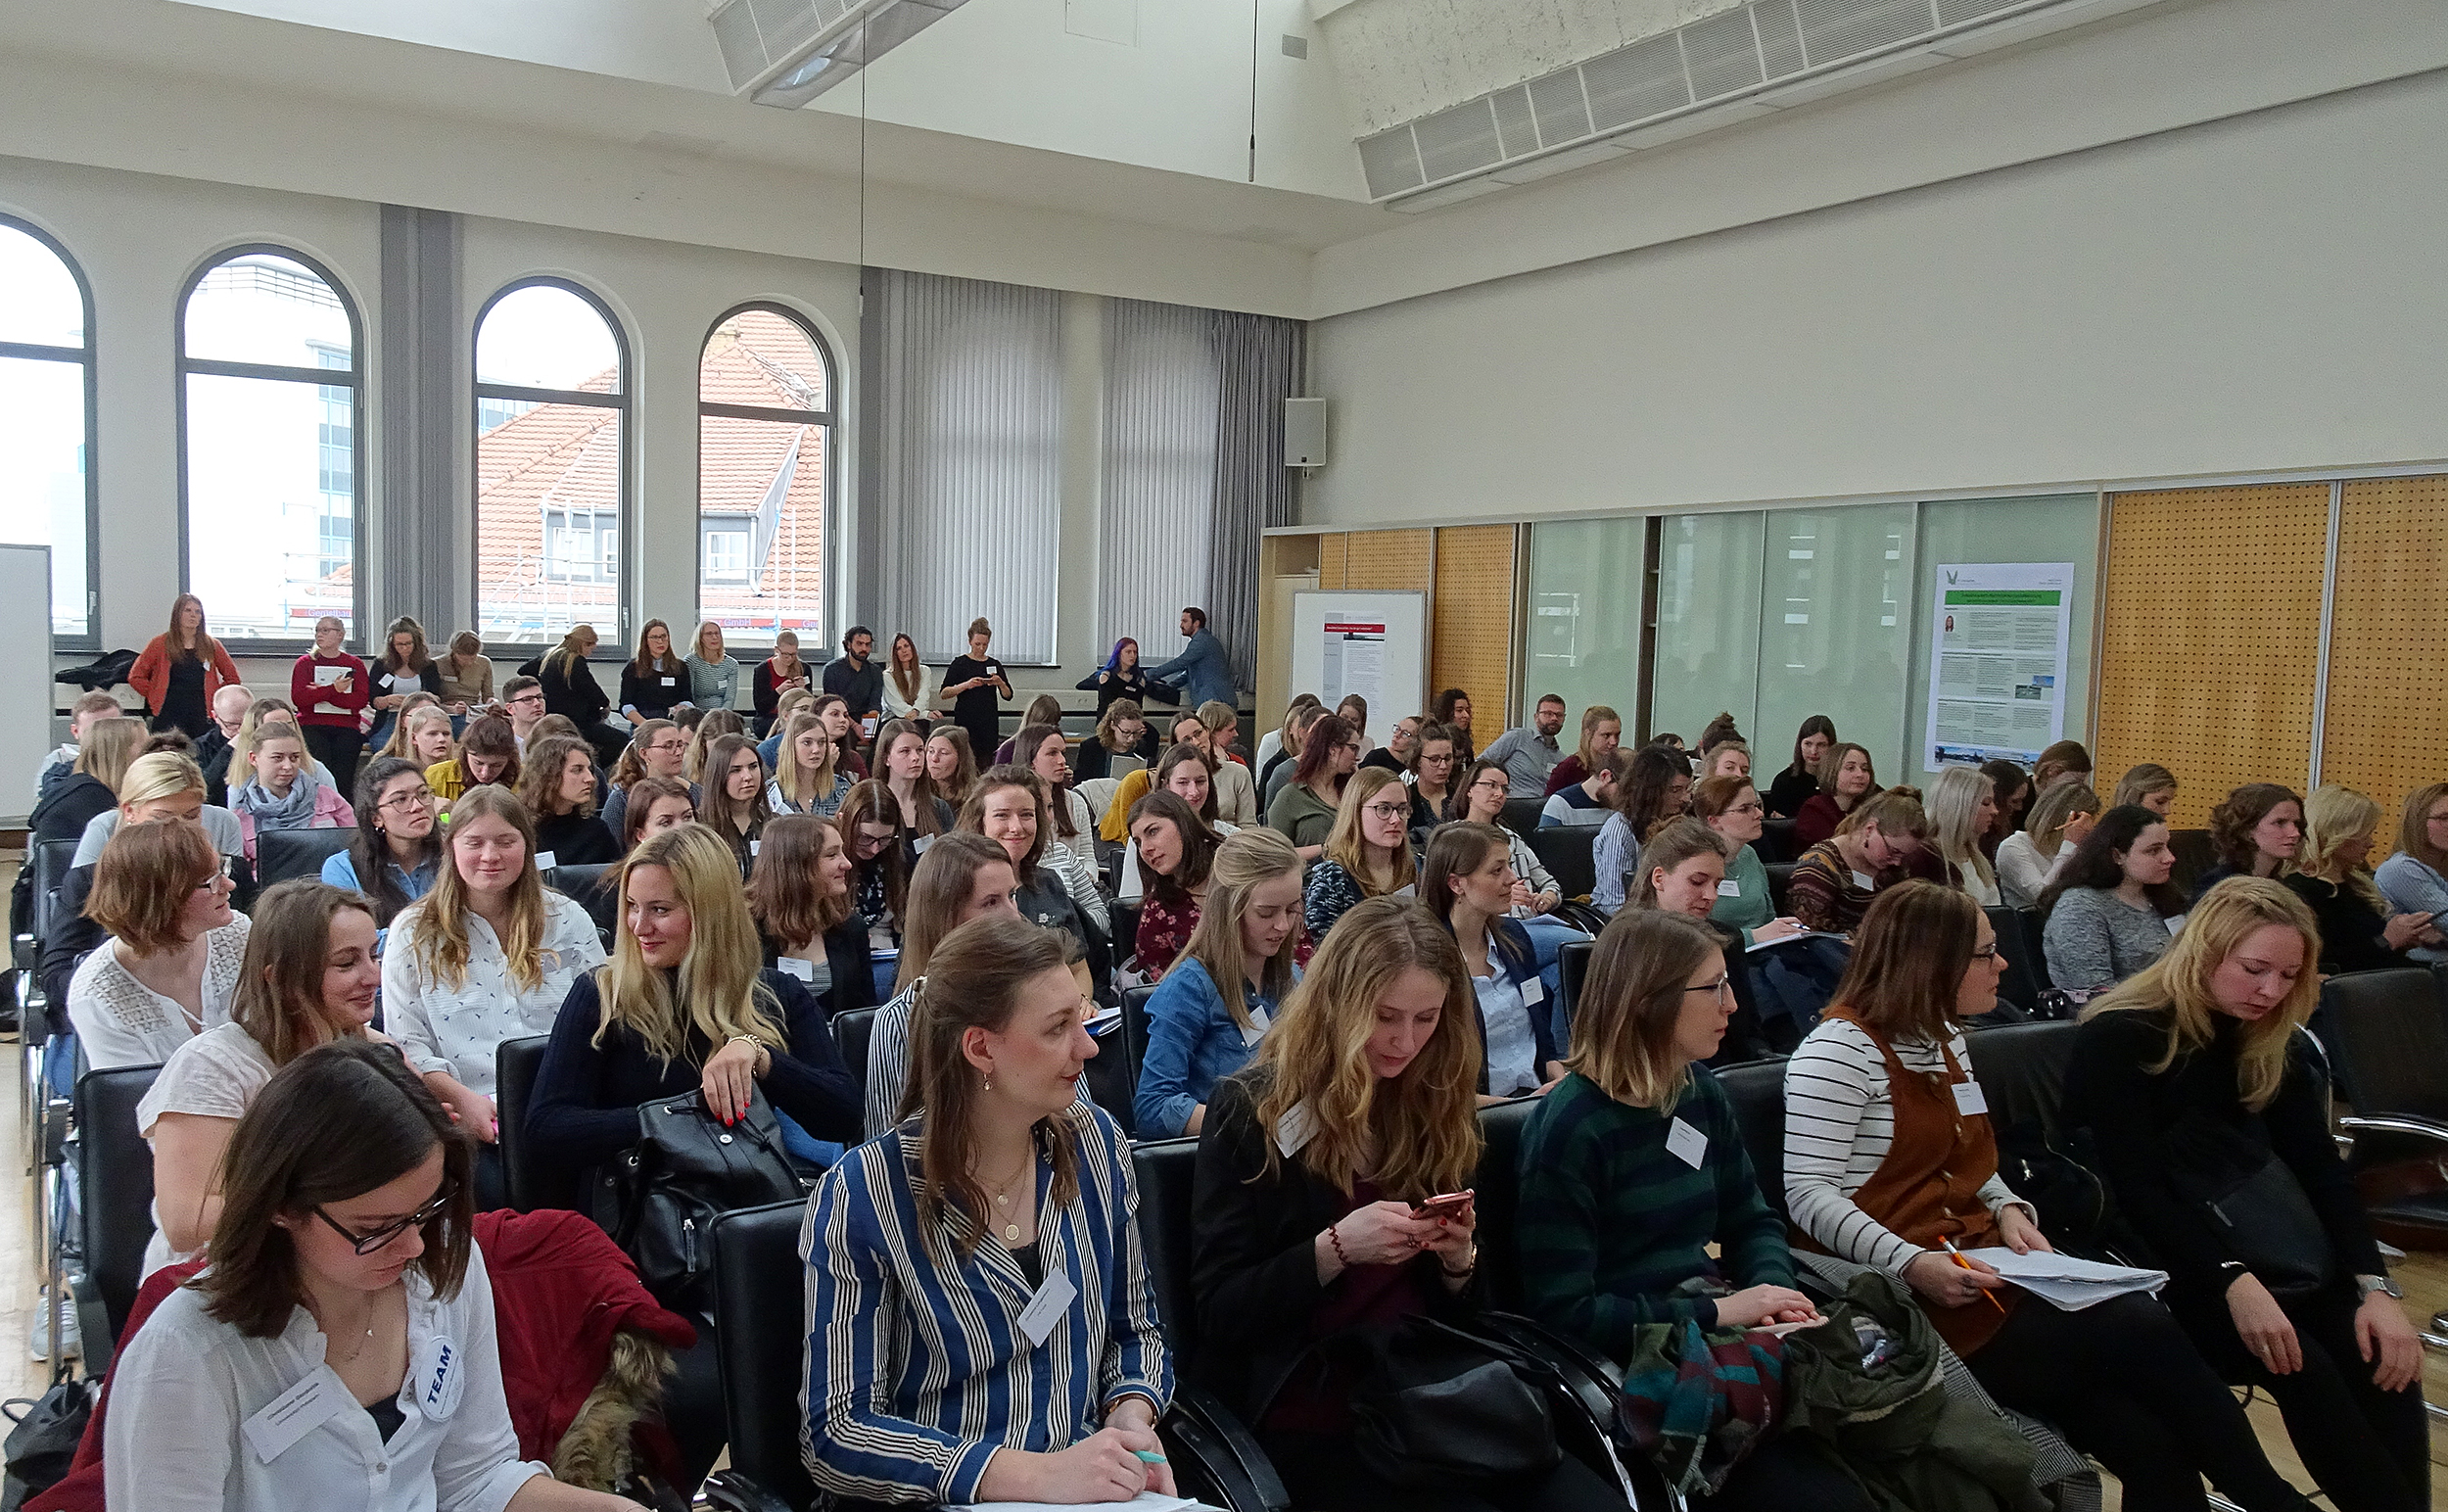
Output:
[1134, 828, 1304, 1138]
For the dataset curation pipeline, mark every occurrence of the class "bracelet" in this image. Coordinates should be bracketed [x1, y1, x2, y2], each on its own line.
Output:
[1440, 1245, 1479, 1279]
[1326, 1223, 1349, 1267]
[726, 1034, 765, 1050]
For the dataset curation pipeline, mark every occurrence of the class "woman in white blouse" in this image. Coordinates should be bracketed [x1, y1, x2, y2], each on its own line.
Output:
[1927, 764, 2003, 908]
[878, 632, 936, 724]
[1996, 781, 2099, 911]
[107, 1037, 640, 1512]
[140, 880, 386, 1277]
[382, 785, 605, 1207]
[68, 817, 250, 1069]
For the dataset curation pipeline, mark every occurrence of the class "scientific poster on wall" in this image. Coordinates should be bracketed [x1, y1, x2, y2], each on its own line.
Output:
[1291, 591, 1428, 721]
[1925, 562, 2075, 767]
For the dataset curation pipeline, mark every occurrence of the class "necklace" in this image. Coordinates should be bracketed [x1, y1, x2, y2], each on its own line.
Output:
[320, 1294, 381, 1364]
[977, 1150, 1036, 1245]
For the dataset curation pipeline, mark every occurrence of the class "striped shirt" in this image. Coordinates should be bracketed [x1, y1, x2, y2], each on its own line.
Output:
[799, 1105, 1173, 1505]
[1516, 1071, 1792, 1353]
[863, 984, 921, 1140]
[1781, 1016, 2031, 1277]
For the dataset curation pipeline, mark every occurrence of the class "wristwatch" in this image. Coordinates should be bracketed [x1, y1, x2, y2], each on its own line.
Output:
[2355, 1272, 2402, 1301]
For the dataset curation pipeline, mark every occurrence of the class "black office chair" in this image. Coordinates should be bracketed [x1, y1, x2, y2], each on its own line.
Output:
[548, 862, 621, 938]
[1556, 940, 1593, 1034]
[831, 1007, 877, 1118]
[1526, 827, 1597, 903]
[1985, 907, 2041, 1016]
[495, 1034, 584, 1213]
[1473, 1096, 1543, 1310]
[2314, 968, 2448, 1188]
[703, 1201, 822, 1512]
[1755, 818, 1801, 865]
[1765, 862, 1796, 918]
[1715, 1059, 1792, 1221]
[72, 1062, 161, 1368]
[2167, 828, 2217, 899]
[21, 837, 76, 973]
[1499, 797, 1546, 839]
[1081, 986, 1145, 1139]
[1962, 1021, 2079, 1141]
[255, 826, 355, 885]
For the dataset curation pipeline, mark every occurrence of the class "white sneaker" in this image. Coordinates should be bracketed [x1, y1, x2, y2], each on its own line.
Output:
[27, 1288, 77, 1363]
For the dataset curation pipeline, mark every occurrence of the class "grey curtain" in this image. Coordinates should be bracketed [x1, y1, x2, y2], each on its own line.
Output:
[869, 268, 1064, 664]
[1206, 311, 1303, 693]
[1100, 300, 1221, 658]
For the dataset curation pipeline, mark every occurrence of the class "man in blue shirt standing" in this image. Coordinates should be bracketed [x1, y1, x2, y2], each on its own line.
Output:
[1148, 606, 1235, 712]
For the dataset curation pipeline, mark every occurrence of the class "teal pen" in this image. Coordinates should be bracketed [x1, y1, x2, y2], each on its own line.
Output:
[1134, 1449, 1168, 1464]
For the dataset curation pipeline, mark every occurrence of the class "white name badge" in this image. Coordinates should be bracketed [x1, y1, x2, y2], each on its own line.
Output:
[1390, 882, 1417, 898]
[777, 956, 815, 981]
[2165, 914, 2187, 936]
[381, 673, 400, 689]
[1953, 1080, 1990, 1116]
[1015, 1269, 1078, 1348]
[411, 1333, 464, 1422]
[533, 850, 557, 871]
[913, 834, 935, 854]
[1850, 871, 1876, 891]
[1521, 975, 1544, 1005]
[1275, 1100, 1316, 1158]
[1666, 1116, 1709, 1169]
[242, 1368, 350, 1463]
[749, 840, 762, 856]
[661, 676, 677, 686]
[1240, 1006, 1271, 1049]
[1717, 879, 1742, 897]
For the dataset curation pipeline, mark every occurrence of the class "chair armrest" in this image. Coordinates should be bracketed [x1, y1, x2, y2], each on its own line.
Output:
[698, 1469, 795, 1512]
[2337, 1114, 2448, 1148]
[1163, 1385, 1290, 1512]
[70, 1269, 112, 1376]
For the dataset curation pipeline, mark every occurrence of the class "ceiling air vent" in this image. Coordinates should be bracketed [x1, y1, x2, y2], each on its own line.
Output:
[1684, 10, 1766, 100]
[1797, 0, 1940, 66]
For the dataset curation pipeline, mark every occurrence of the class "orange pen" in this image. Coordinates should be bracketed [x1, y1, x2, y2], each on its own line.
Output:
[1942, 1237, 2007, 1313]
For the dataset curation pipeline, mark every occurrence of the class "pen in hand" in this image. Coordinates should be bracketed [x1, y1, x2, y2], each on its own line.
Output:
[1943, 1236, 2007, 1313]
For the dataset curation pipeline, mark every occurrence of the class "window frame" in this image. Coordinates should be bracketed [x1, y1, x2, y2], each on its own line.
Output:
[3, 213, 105, 649]
[173, 242, 367, 655]
[695, 300, 835, 647]
[471, 275, 633, 657]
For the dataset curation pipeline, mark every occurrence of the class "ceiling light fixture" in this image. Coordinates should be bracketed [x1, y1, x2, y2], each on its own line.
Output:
[705, 0, 971, 108]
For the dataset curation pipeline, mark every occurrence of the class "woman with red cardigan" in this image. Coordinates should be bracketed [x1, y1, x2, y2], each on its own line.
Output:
[128, 593, 242, 739]
[290, 614, 371, 799]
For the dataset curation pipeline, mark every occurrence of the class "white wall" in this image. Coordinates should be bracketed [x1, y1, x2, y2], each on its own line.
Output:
[1301, 69, 2448, 529]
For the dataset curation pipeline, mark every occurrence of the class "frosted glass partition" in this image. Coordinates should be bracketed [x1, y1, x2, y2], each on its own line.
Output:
[1904, 495, 2100, 785]
[1651, 511, 1764, 746]
[1755, 504, 1916, 782]
[1522, 517, 1648, 736]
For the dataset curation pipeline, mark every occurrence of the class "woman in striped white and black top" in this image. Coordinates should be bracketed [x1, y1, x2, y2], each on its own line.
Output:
[802, 912, 1175, 1506]
[1784, 881, 2315, 1512]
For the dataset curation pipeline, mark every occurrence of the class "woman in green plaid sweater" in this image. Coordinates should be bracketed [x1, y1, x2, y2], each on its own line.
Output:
[1516, 910, 1866, 1511]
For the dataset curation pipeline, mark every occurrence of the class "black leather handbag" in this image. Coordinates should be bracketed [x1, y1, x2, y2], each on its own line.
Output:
[2199, 1153, 2334, 1297]
[1340, 1316, 1565, 1490]
[595, 1087, 805, 1311]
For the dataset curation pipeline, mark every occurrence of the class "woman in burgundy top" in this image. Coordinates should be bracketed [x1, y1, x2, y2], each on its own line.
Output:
[1792, 741, 1878, 848]
[291, 613, 371, 799]
[1126, 790, 1217, 977]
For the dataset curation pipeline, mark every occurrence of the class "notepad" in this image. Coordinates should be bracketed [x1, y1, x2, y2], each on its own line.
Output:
[951, 1494, 1215, 1512]
[1957, 1248, 2168, 1310]
[1746, 930, 1847, 953]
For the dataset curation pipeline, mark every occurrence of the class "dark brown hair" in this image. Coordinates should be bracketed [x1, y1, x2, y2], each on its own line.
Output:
[1290, 712, 1354, 795]
[1828, 879, 1981, 1043]
[1786, 715, 1837, 779]
[197, 1039, 473, 1337]
[1618, 744, 1692, 843]
[748, 812, 853, 949]
[1013, 722, 1078, 840]
[2033, 739, 2094, 790]
[621, 776, 695, 850]
[457, 715, 521, 789]
[233, 881, 381, 1066]
[2208, 782, 2302, 871]
[958, 765, 1050, 887]
[516, 732, 597, 819]
[1125, 789, 1217, 906]
[1151, 742, 1220, 824]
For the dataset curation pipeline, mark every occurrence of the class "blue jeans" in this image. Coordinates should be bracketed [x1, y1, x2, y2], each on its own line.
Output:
[775, 1110, 844, 1171]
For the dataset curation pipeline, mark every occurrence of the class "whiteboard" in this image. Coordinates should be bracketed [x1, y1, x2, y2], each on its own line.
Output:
[0, 546, 51, 827]
[1290, 591, 1428, 722]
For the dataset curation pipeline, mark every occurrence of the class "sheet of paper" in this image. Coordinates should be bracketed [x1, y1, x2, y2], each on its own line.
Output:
[952, 1495, 1209, 1512]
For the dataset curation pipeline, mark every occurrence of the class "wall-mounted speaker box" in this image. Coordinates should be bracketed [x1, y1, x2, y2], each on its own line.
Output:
[1284, 397, 1327, 469]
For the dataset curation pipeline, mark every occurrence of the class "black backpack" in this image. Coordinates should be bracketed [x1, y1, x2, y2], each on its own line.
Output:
[591, 1088, 806, 1312]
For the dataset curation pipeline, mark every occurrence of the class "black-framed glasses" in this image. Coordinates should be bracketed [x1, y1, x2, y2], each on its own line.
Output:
[1363, 801, 1410, 821]
[315, 1181, 457, 1255]
[1971, 944, 2002, 965]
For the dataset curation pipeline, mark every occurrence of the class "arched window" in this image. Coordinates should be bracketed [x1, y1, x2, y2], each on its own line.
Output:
[473, 279, 629, 648]
[0, 217, 98, 644]
[178, 247, 363, 646]
[696, 304, 832, 646]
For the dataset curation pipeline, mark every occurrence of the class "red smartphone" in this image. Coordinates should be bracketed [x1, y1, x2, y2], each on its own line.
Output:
[1412, 1191, 1474, 1220]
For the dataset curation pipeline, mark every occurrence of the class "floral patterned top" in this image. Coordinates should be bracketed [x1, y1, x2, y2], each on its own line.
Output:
[1137, 892, 1201, 976]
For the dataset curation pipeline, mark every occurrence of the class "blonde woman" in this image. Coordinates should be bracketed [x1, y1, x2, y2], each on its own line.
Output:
[2376, 781, 2448, 965]
[2283, 784, 2436, 973]
[2069, 878, 2424, 1512]
[683, 707, 745, 785]
[1996, 781, 2099, 910]
[767, 709, 850, 818]
[684, 620, 738, 713]
[1300, 765, 1415, 945]
[436, 629, 494, 713]
[384, 785, 603, 1203]
[2112, 763, 2179, 819]
[30, 712, 145, 847]
[526, 822, 860, 1169]
[1927, 764, 2001, 907]
[372, 690, 444, 760]
[1133, 827, 1303, 1138]
[228, 722, 356, 864]
[388, 702, 457, 772]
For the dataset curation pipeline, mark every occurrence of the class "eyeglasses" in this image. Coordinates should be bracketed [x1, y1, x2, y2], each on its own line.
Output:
[1727, 801, 1765, 816]
[647, 738, 687, 754]
[314, 1181, 457, 1255]
[1683, 975, 1732, 999]
[378, 788, 436, 814]
[1971, 944, 2002, 965]
[508, 693, 545, 709]
[1363, 801, 1411, 821]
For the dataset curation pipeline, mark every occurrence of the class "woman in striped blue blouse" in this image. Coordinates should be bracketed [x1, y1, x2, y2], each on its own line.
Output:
[802, 912, 1176, 1506]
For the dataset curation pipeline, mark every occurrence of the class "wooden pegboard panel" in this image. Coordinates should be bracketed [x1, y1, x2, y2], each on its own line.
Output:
[1342, 529, 1432, 592]
[1433, 525, 1518, 732]
[2322, 476, 2448, 832]
[2095, 484, 2328, 829]
[1316, 533, 1348, 591]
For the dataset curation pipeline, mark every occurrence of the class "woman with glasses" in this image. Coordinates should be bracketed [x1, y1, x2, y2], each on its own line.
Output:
[1455, 759, 1562, 916]
[107, 1038, 643, 1512]
[69, 819, 249, 1070]
[600, 719, 695, 839]
[1691, 776, 1804, 946]
[1424, 822, 1563, 1103]
[1789, 881, 2317, 1512]
[1785, 788, 1930, 936]
[320, 757, 446, 925]
[835, 781, 911, 989]
[1405, 722, 1462, 830]
[138, 880, 385, 1276]
[384, 786, 605, 1207]
[1074, 697, 1150, 783]
[1266, 712, 1358, 860]
[1301, 767, 1417, 946]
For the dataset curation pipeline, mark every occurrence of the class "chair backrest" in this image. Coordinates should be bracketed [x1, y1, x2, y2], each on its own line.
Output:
[1984, 907, 2039, 1015]
[1129, 1136, 1203, 1364]
[1473, 1096, 1542, 1309]
[1082, 1006, 1140, 1140]
[547, 863, 621, 935]
[1962, 1020, 2079, 1142]
[1526, 826, 1597, 902]
[28, 837, 77, 940]
[1556, 939, 1594, 1034]
[256, 825, 354, 885]
[2316, 968, 2448, 1123]
[76, 1062, 162, 1347]
[1755, 818, 1801, 866]
[831, 1007, 877, 1114]
[1714, 1060, 1791, 1219]
[494, 1034, 583, 1213]
[1077, 777, 1121, 823]
[708, 1200, 819, 1511]
[2015, 909, 2053, 994]
[2168, 828, 2217, 898]
[1499, 797, 1545, 840]
[1764, 862, 1796, 918]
